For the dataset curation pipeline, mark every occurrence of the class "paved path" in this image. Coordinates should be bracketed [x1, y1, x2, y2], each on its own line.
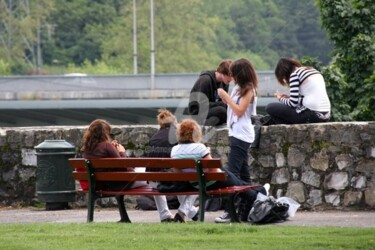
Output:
[0, 208, 374, 227]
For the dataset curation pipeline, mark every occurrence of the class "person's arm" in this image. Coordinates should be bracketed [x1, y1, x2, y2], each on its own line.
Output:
[279, 71, 300, 107]
[189, 74, 224, 113]
[219, 88, 254, 117]
[202, 153, 212, 159]
[201, 146, 224, 173]
[108, 141, 134, 171]
[189, 75, 210, 115]
[111, 140, 126, 157]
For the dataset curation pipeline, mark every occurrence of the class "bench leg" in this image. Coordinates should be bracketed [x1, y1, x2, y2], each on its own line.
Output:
[116, 195, 131, 223]
[87, 194, 95, 223]
[198, 195, 206, 222]
[227, 195, 240, 223]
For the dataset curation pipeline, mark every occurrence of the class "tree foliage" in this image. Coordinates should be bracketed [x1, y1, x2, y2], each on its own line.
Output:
[318, 0, 375, 121]
[0, 0, 53, 73]
[0, 0, 331, 75]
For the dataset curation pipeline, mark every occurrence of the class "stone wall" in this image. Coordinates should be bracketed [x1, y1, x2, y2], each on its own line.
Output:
[0, 122, 374, 210]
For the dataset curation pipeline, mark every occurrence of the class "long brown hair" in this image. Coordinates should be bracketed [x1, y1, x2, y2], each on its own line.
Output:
[81, 119, 111, 152]
[274, 58, 302, 86]
[230, 58, 258, 97]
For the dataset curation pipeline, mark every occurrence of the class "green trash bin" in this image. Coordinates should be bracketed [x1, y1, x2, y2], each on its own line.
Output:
[35, 140, 76, 210]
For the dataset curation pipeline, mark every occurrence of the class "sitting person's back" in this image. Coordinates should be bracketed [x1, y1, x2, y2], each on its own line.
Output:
[80, 119, 146, 191]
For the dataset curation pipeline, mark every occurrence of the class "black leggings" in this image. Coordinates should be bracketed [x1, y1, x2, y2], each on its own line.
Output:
[265, 102, 329, 125]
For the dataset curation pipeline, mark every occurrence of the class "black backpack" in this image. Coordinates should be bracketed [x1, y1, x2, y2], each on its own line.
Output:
[248, 196, 289, 224]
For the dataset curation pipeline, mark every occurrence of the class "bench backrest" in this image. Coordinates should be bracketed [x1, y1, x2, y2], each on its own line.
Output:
[69, 158, 226, 183]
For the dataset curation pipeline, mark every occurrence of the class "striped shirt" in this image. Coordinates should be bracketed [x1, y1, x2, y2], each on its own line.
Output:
[280, 67, 330, 112]
[171, 142, 209, 161]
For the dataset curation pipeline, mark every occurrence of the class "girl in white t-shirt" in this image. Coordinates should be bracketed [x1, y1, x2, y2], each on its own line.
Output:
[218, 58, 258, 184]
[216, 58, 259, 223]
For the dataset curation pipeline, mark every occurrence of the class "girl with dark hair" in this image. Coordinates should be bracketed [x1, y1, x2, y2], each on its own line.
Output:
[265, 58, 331, 124]
[216, 58, 259, 223]
[80, 119, 146, 191]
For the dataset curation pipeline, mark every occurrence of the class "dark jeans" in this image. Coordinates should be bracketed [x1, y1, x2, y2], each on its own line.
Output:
[227, 136, 251, 184]
[204, 106, 227, 126]
[265, 102, 329, 125]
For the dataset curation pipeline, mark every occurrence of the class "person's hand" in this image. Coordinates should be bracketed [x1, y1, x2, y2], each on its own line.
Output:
[112, 140, 126, 153]
[274, 90, 288, 100]
[218, 88, 229, 104]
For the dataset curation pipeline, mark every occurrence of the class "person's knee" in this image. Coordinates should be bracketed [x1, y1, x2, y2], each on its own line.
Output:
[206, 107, 227, 126]
[265, 103, 277, 115]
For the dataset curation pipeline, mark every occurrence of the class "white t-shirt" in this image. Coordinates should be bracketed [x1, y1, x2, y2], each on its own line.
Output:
[227, 84, 256, 143]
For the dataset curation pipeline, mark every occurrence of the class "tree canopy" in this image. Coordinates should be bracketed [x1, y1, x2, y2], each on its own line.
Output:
[0, 0, 331, 75]
[316, 0, 375, 121]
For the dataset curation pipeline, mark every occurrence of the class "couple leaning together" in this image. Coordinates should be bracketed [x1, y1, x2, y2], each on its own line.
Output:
[81, 58, 269, 223]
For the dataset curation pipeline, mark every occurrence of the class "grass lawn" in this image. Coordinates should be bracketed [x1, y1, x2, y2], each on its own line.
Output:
[1, 222, 374, 250]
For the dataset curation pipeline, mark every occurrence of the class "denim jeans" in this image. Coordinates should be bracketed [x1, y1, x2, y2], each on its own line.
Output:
[227, 136, 251, 184]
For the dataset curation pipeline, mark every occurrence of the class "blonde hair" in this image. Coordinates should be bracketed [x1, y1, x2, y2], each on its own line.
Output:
[157, 109, 177, 128]
[177, 119, 202, 143]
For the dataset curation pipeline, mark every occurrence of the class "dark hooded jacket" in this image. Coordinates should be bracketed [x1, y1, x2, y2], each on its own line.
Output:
[188, 70, 229, 115]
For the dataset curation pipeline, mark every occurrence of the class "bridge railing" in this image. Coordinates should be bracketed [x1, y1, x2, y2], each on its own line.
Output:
[0, 72, 286, 100]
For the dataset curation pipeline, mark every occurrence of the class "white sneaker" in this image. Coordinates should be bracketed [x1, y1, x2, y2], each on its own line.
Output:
[214, 211, 231, 223]
[263, 183, 270, 196]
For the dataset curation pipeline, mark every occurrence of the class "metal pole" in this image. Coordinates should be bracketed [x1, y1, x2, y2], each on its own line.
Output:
[150, 0, 155, 90]
[133, 0, 138, 75]
[36, 3, 42, 74]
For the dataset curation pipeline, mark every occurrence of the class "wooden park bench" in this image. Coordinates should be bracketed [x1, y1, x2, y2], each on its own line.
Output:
[69, 158, 258, 223]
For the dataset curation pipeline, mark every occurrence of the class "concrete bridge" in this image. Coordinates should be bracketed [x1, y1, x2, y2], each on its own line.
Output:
[0, 72, 285, 127]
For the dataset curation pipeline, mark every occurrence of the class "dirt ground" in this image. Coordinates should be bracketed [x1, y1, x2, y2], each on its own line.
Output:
[0, 207, 374, 227]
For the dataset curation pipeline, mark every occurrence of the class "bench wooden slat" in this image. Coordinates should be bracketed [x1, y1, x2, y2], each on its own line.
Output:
[70, 158, 223, 170]
[69, 158, 86, 169]
[76, 185, 258, 196]
[89, 158, 198, 169]
[95, 185, 258, 196]
[73, 171, 226, 182]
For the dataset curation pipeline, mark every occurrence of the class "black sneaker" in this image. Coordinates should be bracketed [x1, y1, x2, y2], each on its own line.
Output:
[161, 217, 174, 223]
[191, 211, 199, 221]
[173, 213, 186, 223]
[214, 211, 231, 223]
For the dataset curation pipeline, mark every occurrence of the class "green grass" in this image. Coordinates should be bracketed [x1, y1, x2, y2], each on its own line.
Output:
[1, 223, 374, 250]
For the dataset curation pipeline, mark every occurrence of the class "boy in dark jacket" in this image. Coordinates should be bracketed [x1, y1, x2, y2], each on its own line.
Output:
[188, 60, 233, 126]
